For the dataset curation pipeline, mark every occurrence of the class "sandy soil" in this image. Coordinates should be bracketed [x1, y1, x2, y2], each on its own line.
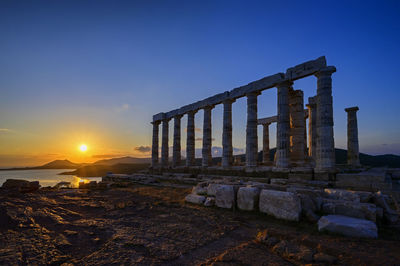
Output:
[1, 185, 400, 265]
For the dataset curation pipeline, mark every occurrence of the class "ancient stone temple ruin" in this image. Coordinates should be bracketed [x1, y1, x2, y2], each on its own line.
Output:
[150, 56, 359, 175]
[104, 56, 399, 240]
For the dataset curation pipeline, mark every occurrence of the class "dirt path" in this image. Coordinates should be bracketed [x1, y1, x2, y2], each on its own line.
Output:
[1, 185, 400, 265]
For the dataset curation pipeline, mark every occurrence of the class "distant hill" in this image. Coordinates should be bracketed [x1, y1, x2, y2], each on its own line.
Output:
[0, 159, 86, 171]
[35, 159, 84, 169]
[92, 156, 150, 166]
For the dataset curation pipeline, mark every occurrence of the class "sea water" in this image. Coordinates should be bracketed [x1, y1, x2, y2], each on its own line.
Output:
[0, 169, 101, 187]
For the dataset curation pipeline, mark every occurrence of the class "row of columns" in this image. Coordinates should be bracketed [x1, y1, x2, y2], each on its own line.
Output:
[151, 67, 337, 171]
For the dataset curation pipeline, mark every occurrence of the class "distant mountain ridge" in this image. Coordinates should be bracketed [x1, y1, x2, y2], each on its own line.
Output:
[92, 156, 150, 165]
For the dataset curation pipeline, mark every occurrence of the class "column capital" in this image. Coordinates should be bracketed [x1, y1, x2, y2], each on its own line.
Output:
[345, 106, 359, 113]
[315, 66, 336, 78]
[173, 114, 183, 119]
[202, 104, 215, 110]
[246, 91, 261, 97]
[151, 120, 161, 125]
[187, 109, 198, 115]
[223, 98, 236, 104]
[276, 80, 293, 89]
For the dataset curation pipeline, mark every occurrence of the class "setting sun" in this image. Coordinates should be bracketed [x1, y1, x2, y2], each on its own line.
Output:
[79, 144, 88, 152]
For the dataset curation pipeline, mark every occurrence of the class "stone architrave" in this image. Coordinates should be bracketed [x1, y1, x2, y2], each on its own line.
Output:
[186, 110, 197, 167]
[262, 123, 270, 164]
[345, 107, 360, 167]
[161, 119, 170, 167]
[172, 115, 183, 167]
[306, 97, 317, 159]
[275, 81, 292, 168]
[246, 92, 260, 167]
[151, 121, 160, 167]
[222, 99, 234, 168]
[202, 106, 214, 167]
[289, 89, 305, 164]
[315, 67, 336, 171]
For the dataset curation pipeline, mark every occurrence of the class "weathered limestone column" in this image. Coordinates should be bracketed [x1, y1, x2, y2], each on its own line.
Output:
[172, 115, 182, 167]
[151, 121, 160, 167]
[306, 97, 317, 159]
[262, 123, 270, 164]
[304, 111, 308, 157]
[289, 89, 305, 164]
[161, 119, 170, 167]
[345, 107, 360, 167]
[246, 92, 260, 167]
[222, 99, 234, 168]
[315, 67, 336, 171]
[186, 110, 197, 167]
[275, 81, 292, 168]
[202, 106, 214, 167]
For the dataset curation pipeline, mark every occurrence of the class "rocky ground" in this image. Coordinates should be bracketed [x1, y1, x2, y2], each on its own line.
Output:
[1, 185, 400, 265]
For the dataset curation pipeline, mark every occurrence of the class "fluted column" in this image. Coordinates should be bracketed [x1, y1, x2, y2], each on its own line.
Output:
[202, 106, 214, 167]
[222, 99, 234, 168]
[306, 97, 317, 159]
[151, 121, 160, 167]
[172, 115, 182, 167]
[275, 81, 292, 168]
[246, 92, 259, 167]
[262, 123, 270, 164]
[315, 67, 336, 171]
[161, 119, 170, 167]
[289, 89, 305, 164]
[345, 107, 360, 167]
[186, 110, 197, 167]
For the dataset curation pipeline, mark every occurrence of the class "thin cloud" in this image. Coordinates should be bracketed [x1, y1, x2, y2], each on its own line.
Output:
[184, 127, 202, 132]
[195, 137, 215, 141]
[92, 154, 121, 159]
[0, 128, 12, 133]
[134, 146, 151, 153]
[115, 103, 130, 113]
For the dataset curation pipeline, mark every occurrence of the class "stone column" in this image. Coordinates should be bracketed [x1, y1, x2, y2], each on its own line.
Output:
[186, 110, 197, 167]
[246, 92, 260, 167]
[262, 123, 270, 164]
[172, 115, 182, 167]
[202, 106, 214, 167]
[151, 121, 160, 167]
[275, 81, 292, 168]
[306, 97, 317, 159]
[161, 119, 170, 168]
[345, 107, 360, 167]
[289, 89, 305, 164]
[222, 99, 234, 168]
[315, 67, 336, 171]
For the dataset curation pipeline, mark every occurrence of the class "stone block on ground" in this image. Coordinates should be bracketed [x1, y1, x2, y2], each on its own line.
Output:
[259, 189, 302, 221]
[324, 188, 360, 202]
[215, 185, 235, 209]
[321, 199, 377, 222]
[204, 197, 215, 207]
[192, 182, 208, 195]
[237, 187, 260, 211]
[206, 183, 220, 196]
[318, 215, 378, 238]
[185, 194, 206, 205]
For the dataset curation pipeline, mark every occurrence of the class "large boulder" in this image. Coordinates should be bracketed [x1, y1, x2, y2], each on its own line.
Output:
[322, 199, 377, 222]
[2, 179, 40, 193]
[215, 185, 235, 209]
[259, 189, 301, 221]
[185, 194, 206, 205]
[237, 187, 260, 211]
[318, 215, 378, 238]
[373, 192, 399, 224]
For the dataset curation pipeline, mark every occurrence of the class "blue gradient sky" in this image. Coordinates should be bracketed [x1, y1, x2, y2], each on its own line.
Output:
[0, 0, 399, 166]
